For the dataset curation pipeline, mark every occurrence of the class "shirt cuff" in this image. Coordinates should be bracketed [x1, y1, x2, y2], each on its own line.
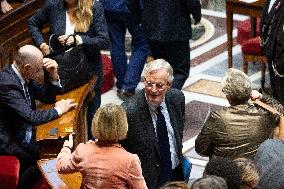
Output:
[54, 107, 62, 116]
[50, 78, 62, 88]
[76, 35, 83, 45]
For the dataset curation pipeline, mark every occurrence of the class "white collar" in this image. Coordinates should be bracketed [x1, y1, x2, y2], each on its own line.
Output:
[11, 64, 26, 86]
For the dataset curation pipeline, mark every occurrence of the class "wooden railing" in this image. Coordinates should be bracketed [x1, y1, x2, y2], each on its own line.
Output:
[0, 0, 46, 70]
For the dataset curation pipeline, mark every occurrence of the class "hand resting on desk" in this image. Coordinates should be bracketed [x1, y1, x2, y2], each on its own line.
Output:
[55, 99, 77, 115]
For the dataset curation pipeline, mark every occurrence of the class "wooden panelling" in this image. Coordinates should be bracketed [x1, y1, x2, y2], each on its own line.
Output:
[0, 0, 45, 70]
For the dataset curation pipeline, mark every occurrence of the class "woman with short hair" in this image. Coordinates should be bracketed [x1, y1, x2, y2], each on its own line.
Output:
[56, 103, 147, 189]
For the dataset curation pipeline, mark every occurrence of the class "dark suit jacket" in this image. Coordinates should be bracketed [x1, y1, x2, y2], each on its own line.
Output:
[28, 0, 109, 85]
[126, 0, 201, 41]
[0, 66, 60, 161]
[121, 89, 185, 189]
[261, 0, 284, 63]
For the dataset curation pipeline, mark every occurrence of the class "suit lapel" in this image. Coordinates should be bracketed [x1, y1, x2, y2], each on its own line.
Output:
[8, 67, 35, 109]
[58, 7, 67, 35]
[165, 92, 182, 159]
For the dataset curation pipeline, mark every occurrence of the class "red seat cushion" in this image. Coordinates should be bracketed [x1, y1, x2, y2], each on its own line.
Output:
[101, 54, 115, 94]
[32, 176, 50, 189]
[241, 37, 264, 56]
[0, 156, 20, 189]
[237, 18, 260, 45]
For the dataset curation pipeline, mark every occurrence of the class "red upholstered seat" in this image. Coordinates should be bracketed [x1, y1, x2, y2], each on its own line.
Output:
[32, 176, 50, 189]
[241, 37, 263, 55]
[241, 36, 267, 88]
[101, 54, 114, 94]
[0, 156, 20, 189]
[237, 18, 260, 45]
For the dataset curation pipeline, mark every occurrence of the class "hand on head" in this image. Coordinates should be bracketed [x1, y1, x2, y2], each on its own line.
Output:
[55, 99, 77, 115]
[1, 0, 13, 14]
[43, 58, 59, 80]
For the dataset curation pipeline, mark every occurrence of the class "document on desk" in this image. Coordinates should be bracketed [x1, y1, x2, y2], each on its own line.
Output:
[239, 0, 258, 3]
[38, 159, 82, 189]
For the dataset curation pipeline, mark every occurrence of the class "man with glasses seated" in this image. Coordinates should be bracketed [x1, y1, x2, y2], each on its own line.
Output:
[121, 59, 185, 188]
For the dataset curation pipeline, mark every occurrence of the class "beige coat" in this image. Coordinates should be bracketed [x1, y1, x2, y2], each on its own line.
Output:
[56, 141, 147, 189]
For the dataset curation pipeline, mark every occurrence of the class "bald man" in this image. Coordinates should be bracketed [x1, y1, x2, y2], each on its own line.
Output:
[0, 45, 76, 188]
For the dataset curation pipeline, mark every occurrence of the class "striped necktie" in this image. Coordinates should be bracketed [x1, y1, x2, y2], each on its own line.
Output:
[23, 83, 31, 106]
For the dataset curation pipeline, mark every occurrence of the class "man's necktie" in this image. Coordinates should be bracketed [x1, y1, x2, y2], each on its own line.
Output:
[22, 83, 32, 145]
[156, 106, 172, 185]
[23, 83, 31, 107]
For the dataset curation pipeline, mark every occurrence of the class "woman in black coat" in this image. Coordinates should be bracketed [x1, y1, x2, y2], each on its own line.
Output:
[28, 0, 109, 139]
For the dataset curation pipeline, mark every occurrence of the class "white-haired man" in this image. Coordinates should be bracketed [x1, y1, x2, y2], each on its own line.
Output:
[121, 59, 185, 188]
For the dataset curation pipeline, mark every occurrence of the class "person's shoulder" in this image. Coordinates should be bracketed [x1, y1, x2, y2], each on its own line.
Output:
[119, 148, 140, 162]
[44, 0, 61, 7]
[93, 0, 103, 10]
[75, 141, 96, 153]
[168, 88, 184, 95]
[166, 89, 184, 102]
[259, 139, 283, 149]
[122, 90, 145, 110]
[0, 68, 16, 86]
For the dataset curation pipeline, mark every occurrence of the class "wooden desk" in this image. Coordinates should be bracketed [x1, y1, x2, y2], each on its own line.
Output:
[36, 77, 97, 159]
[37, 159, 82, 189]
[226, 0, 265, 68]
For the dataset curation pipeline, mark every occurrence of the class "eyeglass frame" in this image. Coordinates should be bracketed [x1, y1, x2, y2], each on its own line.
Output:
[144, 79, 170, 90]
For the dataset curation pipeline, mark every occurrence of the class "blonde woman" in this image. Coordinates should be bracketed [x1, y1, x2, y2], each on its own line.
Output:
[56, 104, 148, 189]
[28, 0, 109, 140]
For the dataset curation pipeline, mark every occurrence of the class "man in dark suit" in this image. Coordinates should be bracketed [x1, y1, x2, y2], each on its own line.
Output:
[261, 0, 284, 104]
[126, 0, 201, 90]
[0, 45, 77, 188]
[121, 59, 185, 188]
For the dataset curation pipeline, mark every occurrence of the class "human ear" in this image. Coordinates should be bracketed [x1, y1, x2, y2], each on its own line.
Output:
[23, 64, 32, 71]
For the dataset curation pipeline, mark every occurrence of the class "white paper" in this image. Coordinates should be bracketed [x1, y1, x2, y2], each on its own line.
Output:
[238, 0, 258, 3]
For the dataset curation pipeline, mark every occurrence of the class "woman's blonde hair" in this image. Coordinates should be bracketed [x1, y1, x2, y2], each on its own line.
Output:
[92, 103, 128, 141]
[73, 0, 93, 32]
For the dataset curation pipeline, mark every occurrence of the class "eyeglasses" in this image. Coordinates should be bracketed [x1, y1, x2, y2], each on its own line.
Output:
[145, 80, 168, 90]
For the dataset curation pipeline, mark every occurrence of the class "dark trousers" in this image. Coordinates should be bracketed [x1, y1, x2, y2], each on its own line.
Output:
[17, 132, 41, 189]
[104, 11, 149, 92]
[157, 163, 184, 188]
[148, 40, 190, 90]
